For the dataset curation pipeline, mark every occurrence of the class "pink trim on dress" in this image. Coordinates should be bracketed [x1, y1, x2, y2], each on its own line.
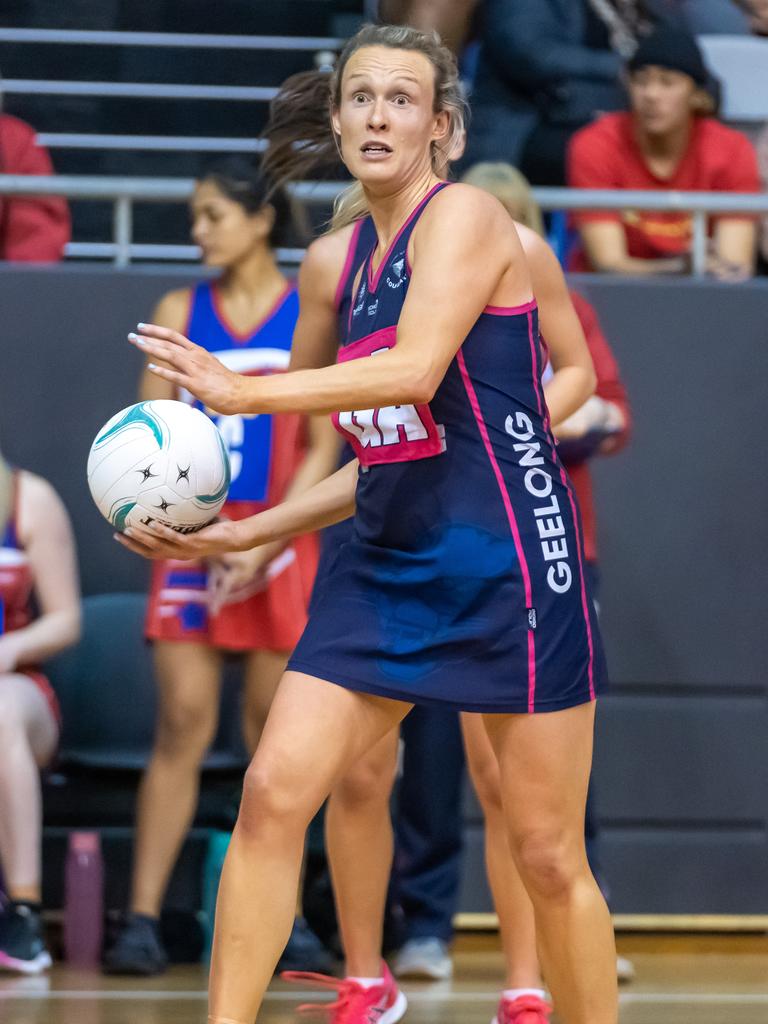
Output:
[526, 312, 595, 701]
[484, 298, 538, 316]
[210, 281, 294, 345]
[456, 348, 537, 712]
[334, 219, 364, 312]
[331, 326, 445, 467]
[367, 182, 448, 293]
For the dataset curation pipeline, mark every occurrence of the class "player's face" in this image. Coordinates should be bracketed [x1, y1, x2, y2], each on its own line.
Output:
[332, 46, 449, 189]
[628, 66, 698, 136]
[190, 180, 273, 268]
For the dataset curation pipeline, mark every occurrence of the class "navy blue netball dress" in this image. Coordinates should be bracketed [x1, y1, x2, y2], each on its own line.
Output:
[289, 183, 607, 713]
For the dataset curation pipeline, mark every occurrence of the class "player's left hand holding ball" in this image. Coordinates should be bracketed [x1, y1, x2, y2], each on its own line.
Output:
[128, 324, 246, 416]
[115, 517, 239, 561]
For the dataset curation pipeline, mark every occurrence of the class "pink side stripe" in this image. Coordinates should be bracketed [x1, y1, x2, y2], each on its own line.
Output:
[334, 219, 363, 313]
[456, 348, 537, 713]
[525, 312, 595, 700]
[562, 472, 596, 701]
[484, 298, 538, 316]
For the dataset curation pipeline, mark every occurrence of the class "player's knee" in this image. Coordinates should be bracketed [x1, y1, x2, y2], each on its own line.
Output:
[512, 827, 581, 902]
[155, 701, 217, 759]
[333, 757, 395, 810]
[238, 759, 312, 841]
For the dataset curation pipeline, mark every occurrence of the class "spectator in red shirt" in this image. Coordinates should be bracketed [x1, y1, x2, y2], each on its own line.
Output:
[568, 27, 760, 278]
[0, 112, 70, 262]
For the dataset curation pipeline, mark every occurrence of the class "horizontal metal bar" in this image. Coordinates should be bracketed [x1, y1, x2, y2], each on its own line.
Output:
[530, 187, 768, 213]
[66, 241, 306, 263]
[38, 133, 266, 153]
[3, 176, 768, 213]
[0, 27, 343, 51]
[0, 175, 347, 203]
[3, 79, 277, 101]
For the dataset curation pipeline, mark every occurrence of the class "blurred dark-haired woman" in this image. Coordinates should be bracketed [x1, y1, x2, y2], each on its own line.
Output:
[105, 159, 339, 976]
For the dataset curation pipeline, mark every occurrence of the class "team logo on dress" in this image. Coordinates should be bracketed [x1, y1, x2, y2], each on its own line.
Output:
[527, 607, 537, 630]
[352, 280, 366, 318]
[367, 299, 379, 316]
[386, 252, 407, 289]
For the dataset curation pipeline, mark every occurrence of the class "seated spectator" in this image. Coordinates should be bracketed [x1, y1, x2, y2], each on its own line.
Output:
[568, 27, 760, 276]
[463, 0, 683, 185]
[0, 452, 80, 972]
[0, 111, 71, 261]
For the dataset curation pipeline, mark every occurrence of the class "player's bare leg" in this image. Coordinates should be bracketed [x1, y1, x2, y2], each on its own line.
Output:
[461, 712, 543, 991]
[326, 729, 400, 976]
[131, 642, 222, 917]
[207, 672, 410, 1024]
[483, 703, 617, 1024]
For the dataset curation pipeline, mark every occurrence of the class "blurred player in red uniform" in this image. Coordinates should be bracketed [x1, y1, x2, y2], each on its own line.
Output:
[105, 160, 339, 976]
[0, 453, 80, 972]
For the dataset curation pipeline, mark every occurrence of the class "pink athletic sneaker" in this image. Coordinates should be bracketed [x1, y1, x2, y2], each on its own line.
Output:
[493, 993, 553, 1024]
[282, 963, 408, 1024]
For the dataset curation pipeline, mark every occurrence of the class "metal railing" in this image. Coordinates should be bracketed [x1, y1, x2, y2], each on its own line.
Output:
[37, 133, 266, 153]
[1, 174, 766, 272]
[0, 27, 344, 51]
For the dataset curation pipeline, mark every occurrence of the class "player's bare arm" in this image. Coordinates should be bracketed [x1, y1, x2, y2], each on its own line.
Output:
[128, 187, 531, 417]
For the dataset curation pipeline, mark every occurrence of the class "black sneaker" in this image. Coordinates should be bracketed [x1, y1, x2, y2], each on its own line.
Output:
[276, 917, 336, 974]
[103, 913, 168, 976]
[0, 904, 52, 975]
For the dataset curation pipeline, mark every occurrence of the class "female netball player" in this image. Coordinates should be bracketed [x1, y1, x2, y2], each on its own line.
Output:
[278, 171, 627, 1022]
[105, 160, 339, 976]
[120, 24, 618, 1024]
[0, 452, 80, 973]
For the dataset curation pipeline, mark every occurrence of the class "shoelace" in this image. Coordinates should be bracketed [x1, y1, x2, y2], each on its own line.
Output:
[502, 995, 553, 1024]
[281, 971, 372, 1019]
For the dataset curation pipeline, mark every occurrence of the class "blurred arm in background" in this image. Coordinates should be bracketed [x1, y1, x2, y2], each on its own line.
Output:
[378, 0, 479, 53]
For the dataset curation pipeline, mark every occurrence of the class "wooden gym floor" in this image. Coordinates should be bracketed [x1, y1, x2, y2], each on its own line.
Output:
[0, 934, 766, 1024]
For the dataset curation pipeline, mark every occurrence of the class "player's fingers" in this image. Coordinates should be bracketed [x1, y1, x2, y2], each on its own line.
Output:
[113, 532, 160, 558]
[128, 332, 183, 365]
[136, 323, 197, 350]
[146, 364, 189, 388]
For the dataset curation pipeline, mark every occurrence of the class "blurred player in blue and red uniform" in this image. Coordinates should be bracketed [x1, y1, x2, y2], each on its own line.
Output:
[105, 160, 339, 976]
[0, 453, 80, 973]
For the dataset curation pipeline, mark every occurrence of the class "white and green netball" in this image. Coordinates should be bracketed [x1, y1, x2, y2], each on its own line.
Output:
[87, 400, 230, 533]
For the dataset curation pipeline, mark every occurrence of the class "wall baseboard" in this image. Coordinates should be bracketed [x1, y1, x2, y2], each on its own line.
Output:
[454, 913, 768, 933]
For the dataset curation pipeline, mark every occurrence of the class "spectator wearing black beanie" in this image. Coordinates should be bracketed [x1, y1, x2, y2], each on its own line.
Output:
[568, 25, 760, 278]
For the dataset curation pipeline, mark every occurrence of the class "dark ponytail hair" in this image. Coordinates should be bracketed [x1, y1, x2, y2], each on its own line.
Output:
[197, 156, 303, 248]
[262, 24, 467, 230]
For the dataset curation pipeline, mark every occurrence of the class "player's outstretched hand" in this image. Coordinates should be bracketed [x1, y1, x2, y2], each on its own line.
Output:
[114, 517, 238, 561]
[128, 323, 246, 415]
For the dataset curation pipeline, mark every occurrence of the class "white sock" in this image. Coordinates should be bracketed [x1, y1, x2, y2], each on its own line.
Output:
[503, 988, 546, 1001]
[348, 976, 383, 988]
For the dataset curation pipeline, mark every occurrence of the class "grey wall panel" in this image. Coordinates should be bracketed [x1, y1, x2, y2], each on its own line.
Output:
[572, 277, 768, 690]
[593, 694, 768, 821]
[600, 830, 768, 913]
